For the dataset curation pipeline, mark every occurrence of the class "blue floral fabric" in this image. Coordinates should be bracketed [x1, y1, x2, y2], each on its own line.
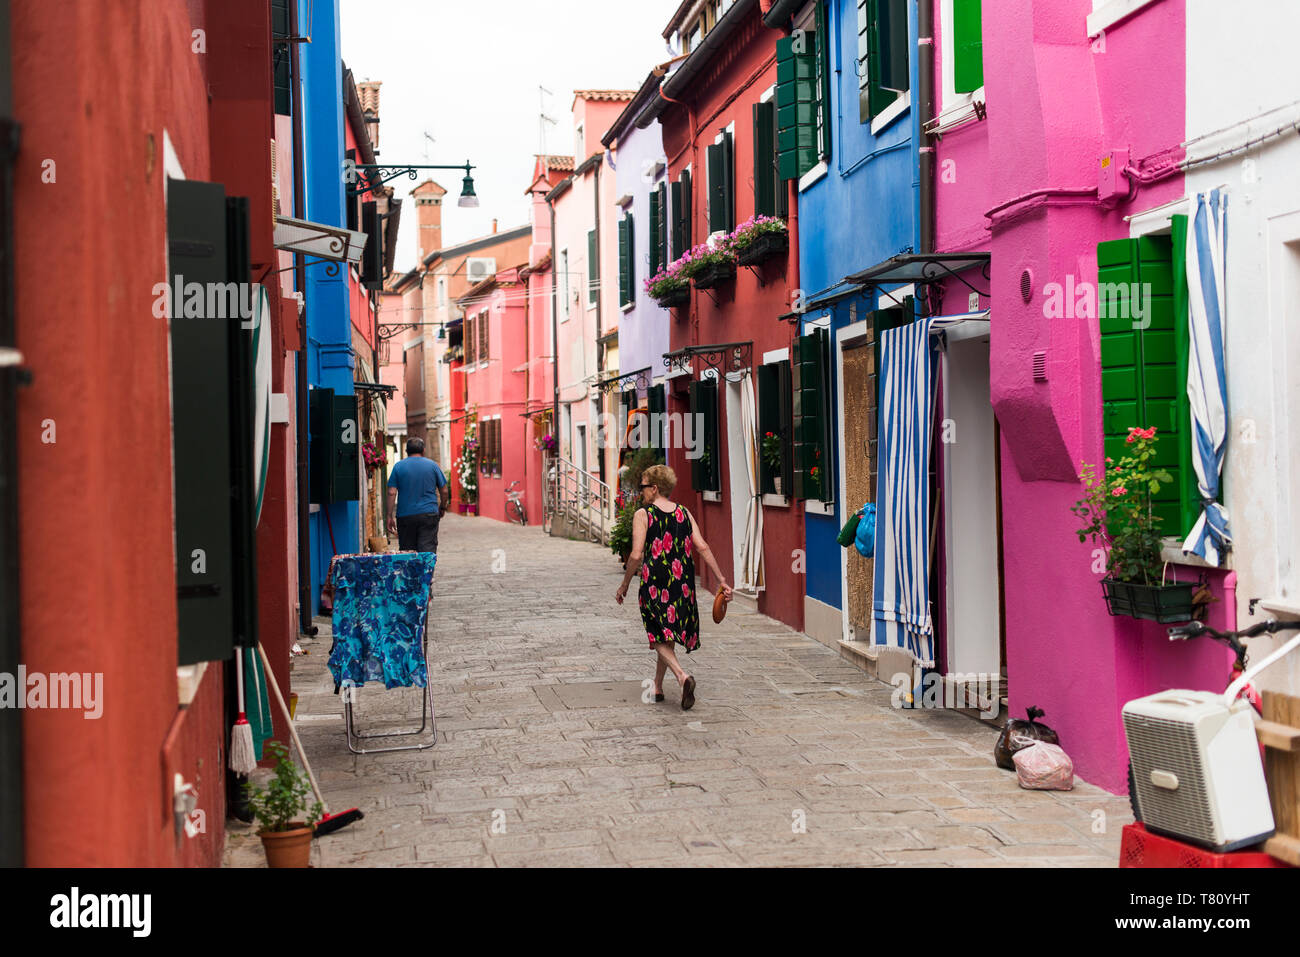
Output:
[327, 552, 437, 691]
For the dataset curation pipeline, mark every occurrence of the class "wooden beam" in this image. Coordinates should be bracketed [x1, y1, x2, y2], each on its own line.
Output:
[1256, 719, 1300, 752]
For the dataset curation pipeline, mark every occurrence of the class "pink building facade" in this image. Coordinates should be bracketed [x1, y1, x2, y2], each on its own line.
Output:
[931, 0, 1232, 791]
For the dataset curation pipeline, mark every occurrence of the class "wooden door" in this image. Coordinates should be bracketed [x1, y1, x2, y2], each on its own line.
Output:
[843, 342, 874, 635]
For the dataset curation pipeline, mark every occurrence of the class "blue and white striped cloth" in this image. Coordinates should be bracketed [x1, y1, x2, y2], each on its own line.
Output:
[1183, 189, 1231, 565]
[872, 318, 938, 667]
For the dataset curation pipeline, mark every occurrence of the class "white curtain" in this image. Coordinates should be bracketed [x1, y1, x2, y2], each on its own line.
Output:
[738, 372, 764, 592]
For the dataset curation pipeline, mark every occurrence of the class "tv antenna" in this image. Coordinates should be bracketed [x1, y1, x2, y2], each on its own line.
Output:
[538, 85, 558, 156]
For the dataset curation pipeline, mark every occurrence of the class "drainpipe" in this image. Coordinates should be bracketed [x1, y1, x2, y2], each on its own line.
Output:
[290, 0, 315, 636]
[917, 0, 935, 258]
[548, 195, 559, 458]
[592, 160, 603, 480]
[0, 0, 23, 867]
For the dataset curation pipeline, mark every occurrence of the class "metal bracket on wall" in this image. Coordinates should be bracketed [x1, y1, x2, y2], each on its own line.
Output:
[662, 341, 754, 378]
[596, 366, 653, 395]
[742, 263, 766, 287]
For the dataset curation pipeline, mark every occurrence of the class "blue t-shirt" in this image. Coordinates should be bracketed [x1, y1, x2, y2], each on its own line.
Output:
[387, 456, 447, 517]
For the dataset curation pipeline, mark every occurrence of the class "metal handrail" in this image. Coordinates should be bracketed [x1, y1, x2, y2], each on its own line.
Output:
[543, 454, 612, 544]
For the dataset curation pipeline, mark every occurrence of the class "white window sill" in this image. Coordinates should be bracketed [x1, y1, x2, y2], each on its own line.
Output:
[622, 301, 635, 314]
[762, 493, 789, 508]
[804, 499, 834, 516]
[871, 92, 911, 136]
[703, 490, 722, 502]
[1087, 0, 1164, 37]
[1160, 537, 1232, 571]
[798, 161, 828, 193]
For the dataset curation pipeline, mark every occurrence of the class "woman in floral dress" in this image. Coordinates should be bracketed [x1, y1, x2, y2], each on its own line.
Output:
[615, 465, 731, 710]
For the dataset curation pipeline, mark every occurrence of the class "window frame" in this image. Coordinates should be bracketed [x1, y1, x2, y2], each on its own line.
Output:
[940, 0, 985, 120]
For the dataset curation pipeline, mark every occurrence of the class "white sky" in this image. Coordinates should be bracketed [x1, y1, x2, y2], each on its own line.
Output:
[341, 0, 681, 272]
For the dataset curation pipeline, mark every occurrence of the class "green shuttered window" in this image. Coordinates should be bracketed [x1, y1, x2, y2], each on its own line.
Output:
[618, 214, 634, 307]
[647, 194, 661, 279]
[859, 0, 903, 122]
[707, 133, 734, 234]
[1096, 235, 1197, 536]
[793, 329, 832, 502]
[689, 379, 720, 492]
[776, 34, 818, 179]
[953, 0, 984, 94]
[587, 228, 599, 306]
[758, 361, 793, 495]
[753, 101, 777, 218]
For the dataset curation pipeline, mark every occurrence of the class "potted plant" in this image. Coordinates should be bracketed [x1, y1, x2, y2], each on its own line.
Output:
[676, 240, 737, 290]
[730, 215, 789, 267]
[1071, 427, 1196, 623]
[761, 431, 783, 495]
[246, 741, 323, 868]
[535, 433, 558, 454]
[361, 441, 386, 473]
[645, 267, 690, 308]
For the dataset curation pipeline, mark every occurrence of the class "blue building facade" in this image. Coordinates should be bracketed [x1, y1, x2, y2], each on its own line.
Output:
[788, 0, 919, 646]
[298, 0, 360, 610]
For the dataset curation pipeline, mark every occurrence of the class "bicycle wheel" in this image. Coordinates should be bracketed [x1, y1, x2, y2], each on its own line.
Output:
[506, 499, 523, 525]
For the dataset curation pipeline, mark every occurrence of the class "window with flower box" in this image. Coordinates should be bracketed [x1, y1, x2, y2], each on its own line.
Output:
[757, 359, 792, 495]
[793, 327, 832, 502]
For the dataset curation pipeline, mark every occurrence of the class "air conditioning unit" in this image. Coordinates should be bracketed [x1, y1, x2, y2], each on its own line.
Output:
[1123, 690, 1274, 852]
[466, 257, 496, 284]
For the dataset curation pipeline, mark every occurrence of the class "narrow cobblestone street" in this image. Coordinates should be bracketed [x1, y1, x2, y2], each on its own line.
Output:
[226, 513, 1132, 867]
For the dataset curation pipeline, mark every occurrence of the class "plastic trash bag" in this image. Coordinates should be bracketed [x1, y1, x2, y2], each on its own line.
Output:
[854, 503, 877, 558]
[1013, 742, 1074, 790]
[994, 706, 1059, 770]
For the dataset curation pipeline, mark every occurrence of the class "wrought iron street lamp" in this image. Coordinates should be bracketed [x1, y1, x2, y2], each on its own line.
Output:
[347, 160, 479, 207]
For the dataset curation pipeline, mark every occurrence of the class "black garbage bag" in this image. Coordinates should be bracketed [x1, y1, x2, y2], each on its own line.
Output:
[994, 706, 1060, 771]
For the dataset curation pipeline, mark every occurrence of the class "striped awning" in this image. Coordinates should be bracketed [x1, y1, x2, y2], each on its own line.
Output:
[1182, 189, 1231, 564]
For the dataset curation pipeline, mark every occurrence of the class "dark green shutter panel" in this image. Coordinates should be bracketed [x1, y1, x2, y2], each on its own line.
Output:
[310, 388, 360, 505]
[681, 170, 693, 250]
[953, 0, 984, 94]
[793, 331, 828, 500]
[168, 180, 258, 664]
[657, 183, 669, 269]
[707, 143, 724, 234]
[776, 36, 818, 179]
[814, 0, 833, 159]
[626, 212, 635, 301]
[857, 0, 871, 123]
[689, 381, 705, 490]
[878, 0, 910, 93]
[647, 194, 661, 279]
[777, 360, 793, 493]
[724, 131, 735, 231]
[648, 384, 666, 453]
[618, 216, 630, 306]
[272, 0, 292, 115]
[866, 0, 900, 118]
[753, 102, 776, 217]
[757, 363, 778, 494]
[361, 201, 383, 290]
[345, 151, 358, 232]
[670, 180, 684, 259]
[1096, 237, 1186, 534]
[588, 228, 599, 303]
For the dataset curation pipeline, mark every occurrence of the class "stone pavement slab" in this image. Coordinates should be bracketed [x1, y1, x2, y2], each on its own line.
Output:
[223, 512, 1129, 868]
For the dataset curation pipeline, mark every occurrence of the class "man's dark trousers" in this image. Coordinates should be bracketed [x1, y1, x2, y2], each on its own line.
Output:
[396, 511, 441, 553]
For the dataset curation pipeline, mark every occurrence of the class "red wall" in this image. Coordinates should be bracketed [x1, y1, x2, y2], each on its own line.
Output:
[661, 12, 805, 629]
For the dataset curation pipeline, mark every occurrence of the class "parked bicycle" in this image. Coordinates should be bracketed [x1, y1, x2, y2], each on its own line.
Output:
[505, 480, 527, 526]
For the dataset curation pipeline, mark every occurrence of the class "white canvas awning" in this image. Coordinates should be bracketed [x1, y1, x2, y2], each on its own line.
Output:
[273, 215, 368, 266]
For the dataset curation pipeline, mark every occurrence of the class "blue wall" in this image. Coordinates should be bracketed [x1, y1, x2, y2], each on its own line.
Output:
[798, 0, 918, 611]
[299, 0, 359, 611]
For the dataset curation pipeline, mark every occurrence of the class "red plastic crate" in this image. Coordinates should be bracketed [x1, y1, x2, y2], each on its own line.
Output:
[1120, 824, 1292, 868]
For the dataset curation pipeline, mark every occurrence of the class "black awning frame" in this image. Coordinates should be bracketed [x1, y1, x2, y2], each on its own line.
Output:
[662, 341, 754, 377]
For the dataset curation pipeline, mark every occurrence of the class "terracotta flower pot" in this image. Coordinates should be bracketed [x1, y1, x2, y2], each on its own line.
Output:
[259, 823, 313, 868]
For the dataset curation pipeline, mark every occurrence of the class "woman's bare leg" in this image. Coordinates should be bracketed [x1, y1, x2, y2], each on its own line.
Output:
[655, 642, 688, 685]
[654, 654, 668, 694]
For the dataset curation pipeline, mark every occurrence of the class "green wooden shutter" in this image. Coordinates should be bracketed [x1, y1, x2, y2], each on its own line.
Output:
[777, 359, 793, 493]
[681, 170, 693, 250]
[272, 0, 292, 115]
[707, 142, 724, 234]
[814, 0, 833, 160]
[953, 0, 984, 94]
[647, 193, 661, 279]
[689, 380, 705, 490]
[700, 378, 720, 491]
[757, 363, 778, 494]
[670, 180, 684, 258]
[657, 183, 669, 269]
[793, 330, 829, 500]
[878, 0, 910, 93]
[866, 0, 900, 118]
[723, 131, 735, 231]
[618, 217, 630, 305]
[1097, 236, 1186, 534]
[1170, 214, 1201, 537]
[587, 227, 599, 305]
[626, 212, 635, 301]
[753, 102, 776, 217]
[776, 35, 818, 179]
[648, 384, 666, 454]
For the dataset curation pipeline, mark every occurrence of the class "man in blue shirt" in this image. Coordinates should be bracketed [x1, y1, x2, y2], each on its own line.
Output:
[386, 437, 449, 553]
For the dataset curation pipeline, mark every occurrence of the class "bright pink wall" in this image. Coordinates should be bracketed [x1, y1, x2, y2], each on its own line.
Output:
[467, 272, 529, 522]
[932, 0, 1227, 792]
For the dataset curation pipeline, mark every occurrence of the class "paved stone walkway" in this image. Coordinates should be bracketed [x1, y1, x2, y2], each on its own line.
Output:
[225, 512, 1131, 867]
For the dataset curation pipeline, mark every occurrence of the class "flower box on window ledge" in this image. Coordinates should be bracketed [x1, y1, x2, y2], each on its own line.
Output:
[656, 285, 690, 308]
[692, 260, 736, 290]
[1101, 579, 1197, 624]
[736, 231, 788, 267]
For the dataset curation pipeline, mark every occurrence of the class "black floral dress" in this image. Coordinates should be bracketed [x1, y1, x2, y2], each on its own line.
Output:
[638, 503, 701, 653]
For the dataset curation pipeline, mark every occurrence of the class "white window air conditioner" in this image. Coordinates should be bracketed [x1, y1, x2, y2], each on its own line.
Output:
[1123, 690, 1274, 852]
[466, 257, 496, 285]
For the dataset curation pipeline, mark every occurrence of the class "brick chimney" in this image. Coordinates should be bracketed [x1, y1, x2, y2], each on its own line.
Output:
[357, 80, 382, 151]
[411, 179, 447, 261]
[492, 218, 498, 234]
